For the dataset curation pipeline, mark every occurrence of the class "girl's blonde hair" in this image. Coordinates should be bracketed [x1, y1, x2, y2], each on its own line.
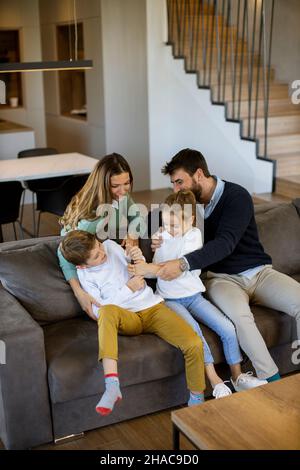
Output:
[163, 190, 196, 225]
[60, 153, 133, 230]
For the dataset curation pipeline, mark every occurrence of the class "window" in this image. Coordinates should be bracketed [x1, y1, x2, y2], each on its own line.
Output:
[0, 29, 23, 108]
[57, 23, 87, 120]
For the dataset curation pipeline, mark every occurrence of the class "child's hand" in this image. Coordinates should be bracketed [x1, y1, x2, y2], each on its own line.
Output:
[127, 276, 145, 292]
[127, 246, 144, 262]
[128, 261, 148, 277]
[151, 227, 163, 252]
[121, 236, 139, 250]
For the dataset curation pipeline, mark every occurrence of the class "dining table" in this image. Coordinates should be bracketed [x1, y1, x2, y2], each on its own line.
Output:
[0, 152, 98, 182]
[0, 152, 98, 241]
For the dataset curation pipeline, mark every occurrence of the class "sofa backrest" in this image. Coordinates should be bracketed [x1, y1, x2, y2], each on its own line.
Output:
[255, 199, 300, 275]
[0, 236, 83, 324]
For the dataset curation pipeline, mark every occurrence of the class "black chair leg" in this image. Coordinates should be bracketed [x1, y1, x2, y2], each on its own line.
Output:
[0, 225, 3, 243]
[17, 220, 24, 239]
[32, 192, 36, 236]
[20, 190, 26, 225]
[36, 211, 42, 237]
[13, 222, 17, 240]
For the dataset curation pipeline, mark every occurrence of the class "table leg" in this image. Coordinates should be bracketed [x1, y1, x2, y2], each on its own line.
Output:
[0, 225, 3, 243]
[172, 424, 180, 450]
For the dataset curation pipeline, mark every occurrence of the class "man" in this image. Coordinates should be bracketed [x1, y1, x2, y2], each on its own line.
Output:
[153, 148, 300, 383]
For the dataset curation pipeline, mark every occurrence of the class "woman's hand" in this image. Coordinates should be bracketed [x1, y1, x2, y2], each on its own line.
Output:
[75, 288, 102, 321]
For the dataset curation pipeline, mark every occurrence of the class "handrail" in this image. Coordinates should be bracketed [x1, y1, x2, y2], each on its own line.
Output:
[166, 0, 276, 159]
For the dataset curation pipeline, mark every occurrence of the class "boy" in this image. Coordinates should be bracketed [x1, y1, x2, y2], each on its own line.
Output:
[60, 230, 205, 415]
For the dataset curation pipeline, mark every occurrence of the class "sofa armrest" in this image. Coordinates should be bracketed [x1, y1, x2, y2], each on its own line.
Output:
[0, 286, 53, 449]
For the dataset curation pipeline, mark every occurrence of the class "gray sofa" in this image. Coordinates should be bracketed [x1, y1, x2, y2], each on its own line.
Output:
[0, 200, 300, 450]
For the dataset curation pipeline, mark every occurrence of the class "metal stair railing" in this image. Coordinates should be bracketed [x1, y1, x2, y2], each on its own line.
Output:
[166, 0, 275, 160]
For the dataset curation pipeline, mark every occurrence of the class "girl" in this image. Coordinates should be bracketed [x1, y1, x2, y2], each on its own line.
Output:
[129, 190, 267, 397]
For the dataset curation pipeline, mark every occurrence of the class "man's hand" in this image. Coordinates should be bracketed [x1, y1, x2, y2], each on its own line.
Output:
[151, 228, 163, 252]
[127, 276, 145, 292]
[128, 261, 149, 277]
[156, 260, 182, 281]
[75, 289, 101, 321]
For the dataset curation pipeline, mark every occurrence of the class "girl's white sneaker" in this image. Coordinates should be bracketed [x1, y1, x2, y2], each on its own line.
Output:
[212, 382, 232, 399]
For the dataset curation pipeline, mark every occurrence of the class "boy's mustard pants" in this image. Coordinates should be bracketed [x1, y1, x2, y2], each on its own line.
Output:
[97, 302, 205, 392]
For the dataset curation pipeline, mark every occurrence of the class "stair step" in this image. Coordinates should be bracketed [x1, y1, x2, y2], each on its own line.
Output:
[242, 115, 300, 137]
[182, 41, 246, 57]
[212, 83, 288, 102]
[171, 26, 238, 42]
[181, 32, 242, 44]
[273, 153, 300, 177]
[172, 14, 232, 28]
[207, 67, 275, 86]
[184, 58, 261, 76]
[181, 42, 250, 57]
[276, 174, 300, 198]
[258, 134, 300, 156]
[171, 0, 215, 15]
[227, 98, 300, 119]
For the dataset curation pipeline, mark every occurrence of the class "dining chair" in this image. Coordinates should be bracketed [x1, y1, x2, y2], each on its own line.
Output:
[35, 174, 89, 236]
[18, 148, 69, 235]
[0, 181, 24, 243]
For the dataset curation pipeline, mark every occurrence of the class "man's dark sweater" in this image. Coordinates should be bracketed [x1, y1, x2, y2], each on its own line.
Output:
[185, 181, 272, 274]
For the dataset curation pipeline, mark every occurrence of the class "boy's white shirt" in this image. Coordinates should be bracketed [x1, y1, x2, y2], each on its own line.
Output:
[153, 227, 205, 299]
[77, 239, 163, 318]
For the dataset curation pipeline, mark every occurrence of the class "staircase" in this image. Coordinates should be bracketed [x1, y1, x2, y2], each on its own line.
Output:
[166, 0, 300, 198]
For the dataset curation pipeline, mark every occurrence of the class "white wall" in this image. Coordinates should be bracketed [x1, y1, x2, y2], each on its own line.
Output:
[146, 0, 273, 194]
[0, 0, 46, 147]
[100, 0, 150, 191]
[39, 0, 106, 158]
[225, 0, 300, 90]
[271, 0, 300, 87]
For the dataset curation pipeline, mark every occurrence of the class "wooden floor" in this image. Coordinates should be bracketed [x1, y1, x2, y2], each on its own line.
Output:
[0, 187, 295, 451]
[37, 407, 196, 451]
[0, 406, 196, 451]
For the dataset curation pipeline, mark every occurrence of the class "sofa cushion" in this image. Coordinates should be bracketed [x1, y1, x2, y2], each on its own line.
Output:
[44, 317, 186, 404]
[0, 240, 82, 324]
[44, 303, 294, 404]
[255, 202, 300, 275]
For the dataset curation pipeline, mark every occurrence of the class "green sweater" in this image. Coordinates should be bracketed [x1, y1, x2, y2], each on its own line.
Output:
[57, 194, 143, 281]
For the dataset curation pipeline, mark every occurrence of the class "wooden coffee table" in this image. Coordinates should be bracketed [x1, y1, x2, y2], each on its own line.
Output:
[171, 373, 300, 450]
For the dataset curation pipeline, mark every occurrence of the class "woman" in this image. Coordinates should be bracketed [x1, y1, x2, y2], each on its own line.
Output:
[58, 153, 143, 318]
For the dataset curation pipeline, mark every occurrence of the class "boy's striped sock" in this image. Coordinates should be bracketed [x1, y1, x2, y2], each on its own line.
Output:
[96, 373, 122, 416]
[188, 391, 205, 407]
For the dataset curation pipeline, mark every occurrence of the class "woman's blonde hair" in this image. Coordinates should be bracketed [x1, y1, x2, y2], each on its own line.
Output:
[60, 153, 133, 230]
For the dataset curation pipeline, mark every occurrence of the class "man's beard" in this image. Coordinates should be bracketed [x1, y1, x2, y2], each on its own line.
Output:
[191, 181, 203, 202]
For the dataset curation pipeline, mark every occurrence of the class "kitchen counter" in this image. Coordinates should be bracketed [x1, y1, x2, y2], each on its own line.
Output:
[0, 119, 35, 160]
[0, 119, 33, 134]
